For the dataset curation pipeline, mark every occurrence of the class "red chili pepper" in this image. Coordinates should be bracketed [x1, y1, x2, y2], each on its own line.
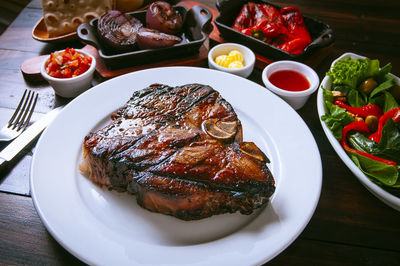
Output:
[341, 121, 397, 166]
[393, 109, 400, 123]
[369, 108, 400, 143]
[334, 100, 383, 118]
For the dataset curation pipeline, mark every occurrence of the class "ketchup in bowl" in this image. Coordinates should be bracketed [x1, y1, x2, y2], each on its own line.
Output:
[261, 61, 319, 110]
[268, 70, 310, 92]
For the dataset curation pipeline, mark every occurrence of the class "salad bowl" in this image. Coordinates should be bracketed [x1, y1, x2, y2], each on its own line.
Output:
[317, 52, 400, 211]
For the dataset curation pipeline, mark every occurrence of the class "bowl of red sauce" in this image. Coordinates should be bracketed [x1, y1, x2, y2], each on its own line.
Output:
[41, 48, 96, 98]
[262, 60, 319, 110]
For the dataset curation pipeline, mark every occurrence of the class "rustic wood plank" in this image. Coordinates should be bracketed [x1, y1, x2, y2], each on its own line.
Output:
[0, 7, 84, 53]
[0, 105, 46, 195]
[1, 192, 399, 266]
[0, 48, 39, 70]
[0, 151, 33, 195]
[26, 0, 41, 9]
[0, 193, 85, 265]
[269, 237, 400, 265]
[0, 68, 66, 113]
[0, 108, 44, 195]
[304, 154, 400, 252]
[0, 0, 30, 35]
[1, 0, 400, 264]
[0, 49, 71, 112]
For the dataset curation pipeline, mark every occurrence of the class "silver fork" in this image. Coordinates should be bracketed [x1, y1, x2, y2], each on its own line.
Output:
[0, 89, 38, 141]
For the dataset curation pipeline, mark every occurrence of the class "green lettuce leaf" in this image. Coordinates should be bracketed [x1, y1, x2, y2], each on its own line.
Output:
[369, 74, 395, 98]
[383, 91, 400, 113]
[348, 150, 399, 187]
[321, 101, 354, 140]
[376, 63, 392, 83]
[347, 88, 367, 107]
[331, 84, 351, 95]
[322, 88, 334, 106]
[347, 119, 400, 163]
[327, 57, 370, 89]
[376, 119, 400, 163]
[364, 59, 380, 79]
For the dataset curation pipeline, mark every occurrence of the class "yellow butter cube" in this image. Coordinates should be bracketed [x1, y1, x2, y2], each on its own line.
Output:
[215, 55, 231, 68]
[228, 61, 244, 69]
[228, 50, 243, 63]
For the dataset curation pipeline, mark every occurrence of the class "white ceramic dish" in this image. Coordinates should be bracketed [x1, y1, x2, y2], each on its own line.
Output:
[262, 60, 319, 110]
[317, 52, 400, 211]
[208, 43, 255, 78]
[40, 49, 96, 98]
[31, 67, 322, 265]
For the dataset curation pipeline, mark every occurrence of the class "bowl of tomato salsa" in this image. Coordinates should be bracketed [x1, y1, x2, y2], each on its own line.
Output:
[41, 48, 96, 98]
[262, 60, 319, 110]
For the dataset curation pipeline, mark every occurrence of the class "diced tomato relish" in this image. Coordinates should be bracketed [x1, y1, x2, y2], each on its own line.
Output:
[45, 47, 92, 78]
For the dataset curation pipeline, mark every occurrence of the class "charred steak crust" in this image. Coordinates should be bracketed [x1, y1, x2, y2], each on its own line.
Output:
[80, 83, 275, 220]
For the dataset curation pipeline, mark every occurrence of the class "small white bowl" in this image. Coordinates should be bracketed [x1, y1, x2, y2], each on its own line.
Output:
[41, 49, 96, 98]
[208, 43, 255, 78]
[262, 61, 319, 110]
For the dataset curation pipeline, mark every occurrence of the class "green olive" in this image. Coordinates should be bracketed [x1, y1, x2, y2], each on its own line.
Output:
[359, 78, 378, 94]
[389, 84, 400, 101]
[365, 115, 379, 132]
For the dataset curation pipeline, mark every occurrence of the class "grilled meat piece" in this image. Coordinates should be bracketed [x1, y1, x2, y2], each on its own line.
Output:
[79, 83, 275, 220]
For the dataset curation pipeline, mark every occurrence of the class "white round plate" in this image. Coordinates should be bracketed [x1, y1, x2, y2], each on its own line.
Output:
[31, 67, 322, 265]
[317, 52, 400, 211]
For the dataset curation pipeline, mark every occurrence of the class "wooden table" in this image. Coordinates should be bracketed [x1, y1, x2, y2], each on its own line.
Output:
[1, 0, 400, 265]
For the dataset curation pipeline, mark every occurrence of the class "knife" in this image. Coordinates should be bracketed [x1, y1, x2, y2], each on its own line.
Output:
[0, 106, 63, 166]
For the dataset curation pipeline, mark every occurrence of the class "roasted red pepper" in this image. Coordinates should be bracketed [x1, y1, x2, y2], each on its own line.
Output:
[254, 19, 286, 39]
[341, 121, 397, 166]
[334, 100, 383, 118]
[369, 108, 400, 143]
[245, 3, 285, 40]
[232, 2, 255, 31]
[231, 3, 311, 54]
[276, 7, 312, 54]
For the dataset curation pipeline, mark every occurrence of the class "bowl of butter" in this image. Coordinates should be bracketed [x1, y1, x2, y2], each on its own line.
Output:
[208, 43, 255, 78]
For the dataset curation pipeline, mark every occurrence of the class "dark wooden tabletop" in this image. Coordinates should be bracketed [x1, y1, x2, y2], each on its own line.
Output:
[1, 0, 400, 265]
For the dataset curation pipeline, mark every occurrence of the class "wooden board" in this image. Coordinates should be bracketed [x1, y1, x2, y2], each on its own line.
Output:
[87, 43, 209, 79]
[71, 0, 334, 77]
[20, 0, 333, 81]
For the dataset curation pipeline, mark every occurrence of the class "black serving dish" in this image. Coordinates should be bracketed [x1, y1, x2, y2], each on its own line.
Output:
[214, 0, 334, 61]
[77, 5, 212, 69]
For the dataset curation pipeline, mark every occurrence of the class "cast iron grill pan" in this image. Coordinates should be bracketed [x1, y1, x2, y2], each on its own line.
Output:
[214, 0, 334, 61]
[78, 5, 212, 69]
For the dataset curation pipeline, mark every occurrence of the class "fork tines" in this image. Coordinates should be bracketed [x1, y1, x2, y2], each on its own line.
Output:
[8, 89, 38, 131]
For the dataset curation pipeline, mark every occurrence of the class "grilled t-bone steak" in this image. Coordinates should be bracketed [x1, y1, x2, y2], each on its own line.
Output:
[79, 83, 275, 220]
